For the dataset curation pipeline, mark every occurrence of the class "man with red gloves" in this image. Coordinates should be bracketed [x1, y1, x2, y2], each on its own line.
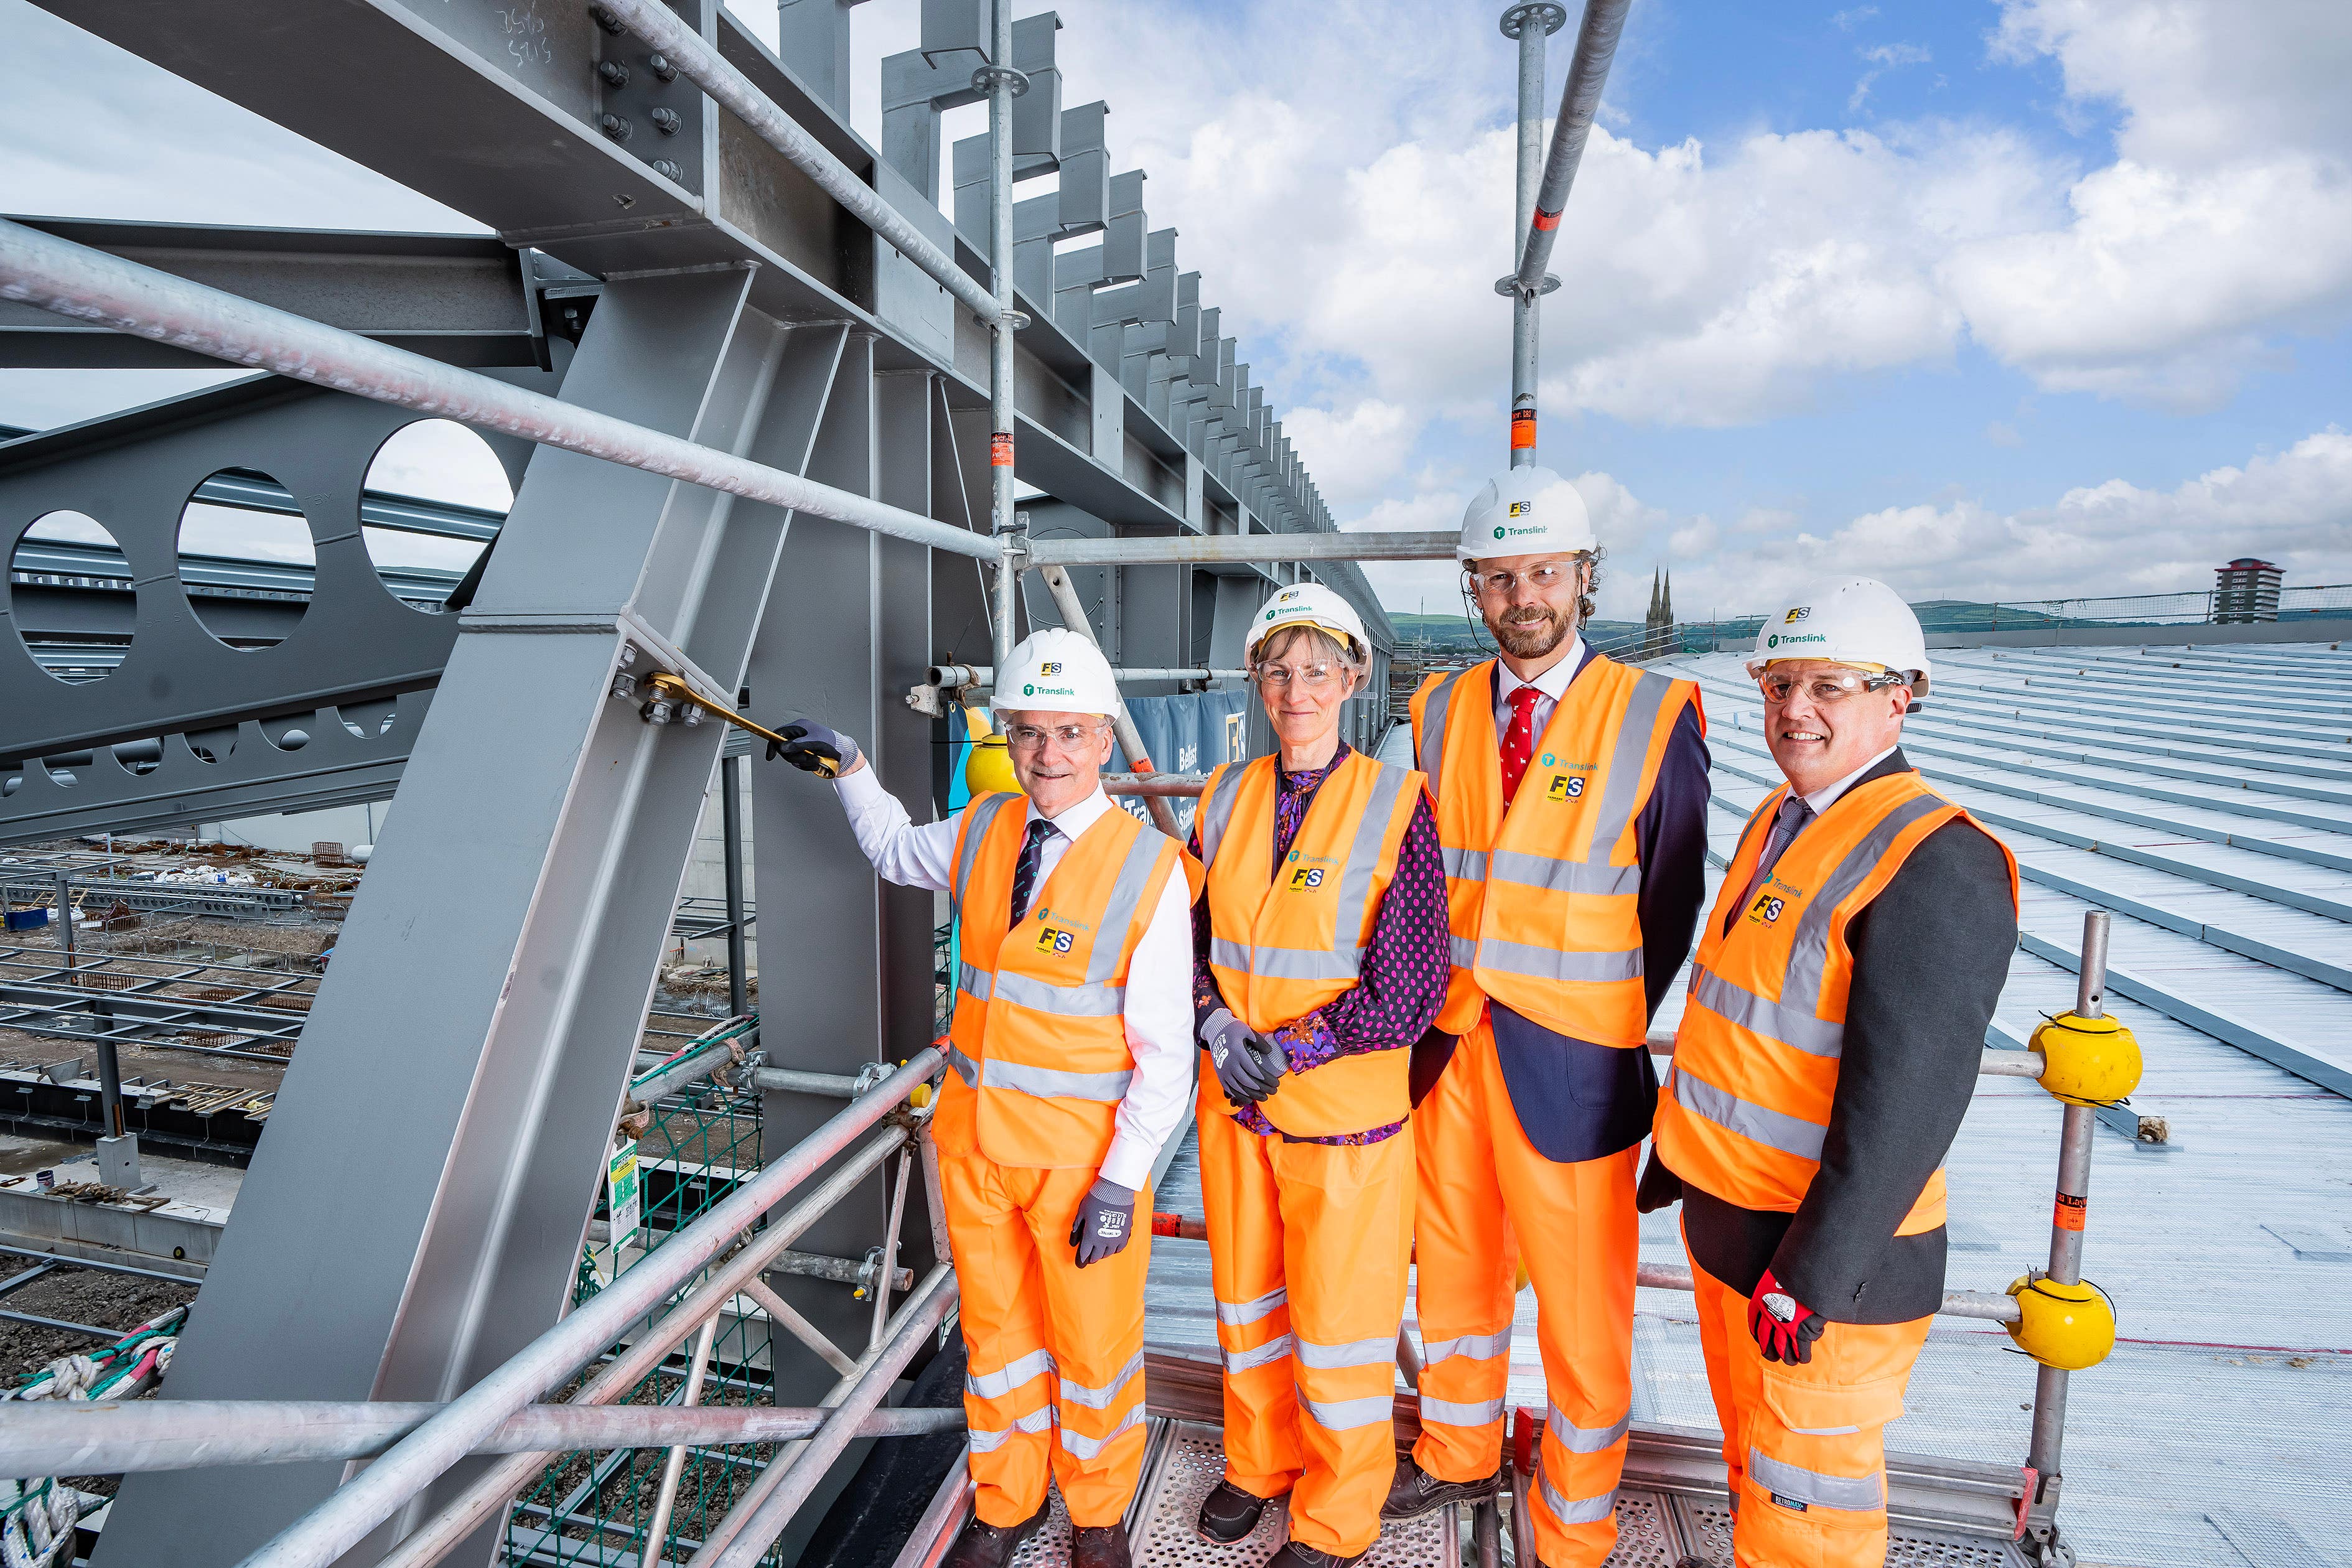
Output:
[1645, 580, 2017, 1568]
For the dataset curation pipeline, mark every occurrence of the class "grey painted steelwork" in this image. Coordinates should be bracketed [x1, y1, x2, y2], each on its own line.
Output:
[0, 219, 999, 563]
[0, 217, 592, 371]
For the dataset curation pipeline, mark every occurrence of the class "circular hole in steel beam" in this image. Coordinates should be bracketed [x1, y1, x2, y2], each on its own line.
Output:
[9, 510, 134, 684]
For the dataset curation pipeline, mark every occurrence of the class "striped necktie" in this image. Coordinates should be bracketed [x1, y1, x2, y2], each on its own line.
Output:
[1009, 818, 1056, 924]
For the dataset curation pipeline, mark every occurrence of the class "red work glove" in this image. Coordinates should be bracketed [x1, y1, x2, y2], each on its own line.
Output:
[1747, 1268, 1827, 1365]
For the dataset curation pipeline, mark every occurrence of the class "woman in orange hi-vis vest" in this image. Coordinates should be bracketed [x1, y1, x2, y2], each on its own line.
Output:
[1185, 584, 1450, 1568]
[1390, 469, 1713, 1568]
[1644, 581, 2017, 1568]
[769, 627, 1199, 1568]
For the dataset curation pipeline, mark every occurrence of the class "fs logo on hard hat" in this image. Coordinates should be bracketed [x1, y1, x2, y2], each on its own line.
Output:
[1508, 501, 1529, 517]
[1783, 607, 1811, 623]
[1040, 661, 1063, 676]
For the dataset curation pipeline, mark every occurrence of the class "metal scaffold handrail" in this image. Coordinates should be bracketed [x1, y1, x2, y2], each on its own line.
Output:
[207, 1049, 946, 1568]
[0, 220, 1000, 565]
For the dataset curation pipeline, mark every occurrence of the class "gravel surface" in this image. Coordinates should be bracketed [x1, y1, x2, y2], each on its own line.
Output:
[0, 1251, 202, 1500]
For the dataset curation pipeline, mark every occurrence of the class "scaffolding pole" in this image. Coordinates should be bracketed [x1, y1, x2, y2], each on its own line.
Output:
[1499, 3, 1566, 467]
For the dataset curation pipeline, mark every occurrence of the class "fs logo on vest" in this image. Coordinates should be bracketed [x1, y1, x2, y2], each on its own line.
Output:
[1034, 926, 1076, 954]
[1546, 774, 1585, 802]
[1288, 866, 1326, 890]
[1745, 891, 1786, 925]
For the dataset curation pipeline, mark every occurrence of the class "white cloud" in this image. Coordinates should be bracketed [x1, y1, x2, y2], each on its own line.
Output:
[1945, 0, 2352, 408]
[1832, 7, 1880, 31]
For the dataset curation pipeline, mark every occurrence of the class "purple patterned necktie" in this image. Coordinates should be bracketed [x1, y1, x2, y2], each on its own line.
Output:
[1009, 818, 1055, 923]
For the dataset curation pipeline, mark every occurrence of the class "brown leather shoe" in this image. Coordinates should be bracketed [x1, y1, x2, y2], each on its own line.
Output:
[944, 1499, 1051, 1568]
[1380, 1452, 1500, 1521]
[1072, 1525, 1131, 1568]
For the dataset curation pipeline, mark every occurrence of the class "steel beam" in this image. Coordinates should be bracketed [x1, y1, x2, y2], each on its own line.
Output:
[0, 218, 581, 370]
[95, 271, 837, 1566]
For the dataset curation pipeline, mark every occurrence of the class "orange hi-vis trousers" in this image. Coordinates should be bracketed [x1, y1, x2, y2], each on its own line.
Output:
[940, 1149, 1153, 1528]
[1689, 1249, 1932, 1568]
[1197, 1083, 1416, 1557]
[1411, 1020, 1637, 1568]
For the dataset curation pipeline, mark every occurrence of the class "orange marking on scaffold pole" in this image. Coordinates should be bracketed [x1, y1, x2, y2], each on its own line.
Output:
[1510, 409, 1537, 450]
[991, 432, 1014, 467]
[2053, 1192, 2087, 1231]
[1531, 208, 1561, 232]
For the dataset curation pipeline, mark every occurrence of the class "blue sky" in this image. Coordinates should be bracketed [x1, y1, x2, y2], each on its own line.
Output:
[4, 0, 2348, 621]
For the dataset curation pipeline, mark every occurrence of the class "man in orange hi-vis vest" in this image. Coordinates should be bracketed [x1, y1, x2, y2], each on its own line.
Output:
[1392, 467, 1712, 1568]
[1644, 579, 2016, 1568]
[770, 627, 1198, 1568]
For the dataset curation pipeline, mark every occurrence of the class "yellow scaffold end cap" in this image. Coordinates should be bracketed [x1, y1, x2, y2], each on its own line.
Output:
[2030, 1011, 2142, 1106]
[965, 733, 1020, 796]
[908, 1081, 933, 1110]
[2004, 1274, 2116, 1370]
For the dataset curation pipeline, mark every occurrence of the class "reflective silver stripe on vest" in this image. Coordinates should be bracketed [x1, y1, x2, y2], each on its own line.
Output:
[1293, 1333, 1399, 1371]
[1584, 668, 1679, 862]
[1441, 846, 1487, 882]
[1747, 1449, 1885, 1512]
[967, 1406, 1054, 1454]
[1485, 849, 1643, 897]
[1199, 763, 1246, 869]
[1215, 1285, 1289, 1327]
[949, 1045, 981, 1088]
[985, 968, 1126, 1019]
[1688, 970, 1846, 1059]
[1086, 822, 1175, 987]
[978, 1056, 1134, 1103]
[1331, 760, 1410, 946]
[1060, 1404, 1145, 1458]
[1418, 666, 1472, 786]
[1546, 1400, 1630, 1454]
[1210, 936, 1363, 981]
[1418, 1395, 1506, 1427]
[1422, 1327, 1512, 1366]
[1449, 934, 1480, 969]
[951, 791, 1020, 905]
[1298, 1393, 1395, 1432]
[1781, 792, 1949, 1019]
[1059, 1350, 1144, 1410]
[1475, 935, 1642, 984]
[1671, 1065, 1826, 1162]
[1536, 1460, 1617, 1526]
[957, 961, 992, 1001]
[1222, 1333, 1295, 1374]
[966, 1347, 1056, 1400]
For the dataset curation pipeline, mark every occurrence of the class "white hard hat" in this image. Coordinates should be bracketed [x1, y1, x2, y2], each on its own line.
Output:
[1747, 578, 1931, 695]
[1457, 465, 1598, 563]
[992, 627, 1119, 716]
[1246, 582, 1370, 663]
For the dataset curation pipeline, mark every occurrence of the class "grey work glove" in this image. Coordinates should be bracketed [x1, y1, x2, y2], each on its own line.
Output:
[1202, 1008, 1286, 1106]
[766, 716, 861, 777]
[1070, 1176, 1137, 1268]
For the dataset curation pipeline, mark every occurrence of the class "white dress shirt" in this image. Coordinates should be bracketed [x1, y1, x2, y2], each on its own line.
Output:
[833, 766, 1193, 1192]
[1798, 744, 1902, 818]
[1490, 632, 1585, 740]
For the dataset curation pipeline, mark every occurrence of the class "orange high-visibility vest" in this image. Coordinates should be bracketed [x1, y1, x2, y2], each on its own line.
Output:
[1409, 656, 1701, 1047]
[1653, 770, 2019, 1233]
[1197, 750, 1427, 1138]
[939, 791, 1197, 1169]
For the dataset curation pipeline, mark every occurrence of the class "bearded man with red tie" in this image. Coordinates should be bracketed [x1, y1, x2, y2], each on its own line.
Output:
[1393, 469, 1712, 1568]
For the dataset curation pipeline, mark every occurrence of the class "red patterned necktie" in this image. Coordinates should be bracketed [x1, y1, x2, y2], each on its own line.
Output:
[1500, 684, 1542, 802]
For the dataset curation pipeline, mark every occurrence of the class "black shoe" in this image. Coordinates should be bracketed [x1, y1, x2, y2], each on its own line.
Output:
[1197, 1480, 1269, 1544]
[1073, 1525, 1131, 1568]
[1267, 1543, 1365, 1568]
[1379, 1452, 1500, 1522]
[945, 1499, 1052, 1568]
